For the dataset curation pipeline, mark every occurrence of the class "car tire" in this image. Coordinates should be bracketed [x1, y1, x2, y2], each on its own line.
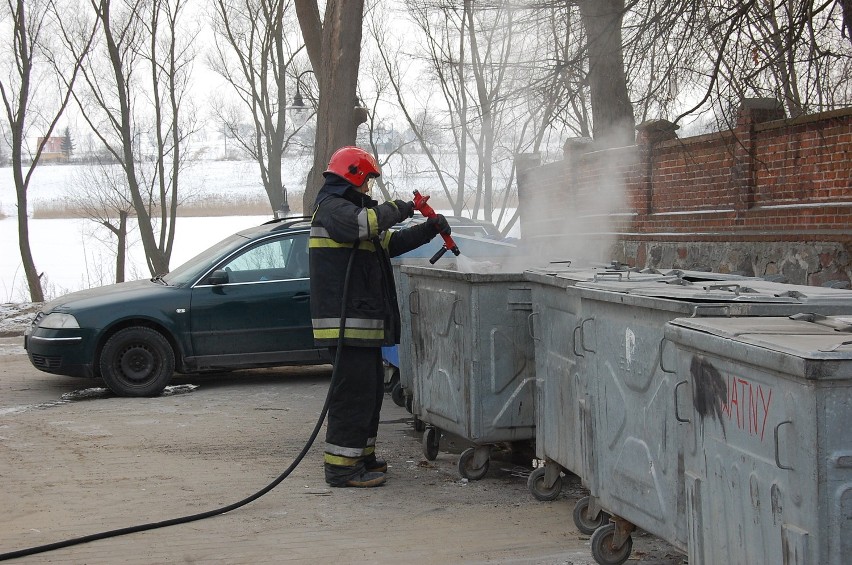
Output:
[99, 326, 174, 397]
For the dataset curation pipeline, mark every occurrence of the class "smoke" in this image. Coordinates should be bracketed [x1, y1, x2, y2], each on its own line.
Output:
[453, 140, 637, 275]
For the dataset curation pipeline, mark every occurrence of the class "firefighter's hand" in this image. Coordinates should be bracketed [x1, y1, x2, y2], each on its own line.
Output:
[426, 214, 451, 235]
[393, 200, 415, 219]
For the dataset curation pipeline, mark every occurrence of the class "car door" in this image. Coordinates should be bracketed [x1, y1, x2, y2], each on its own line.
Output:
[188, 230, 320, 367]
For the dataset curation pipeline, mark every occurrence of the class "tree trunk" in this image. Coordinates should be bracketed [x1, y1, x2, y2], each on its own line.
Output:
[838, 0, 852, 45]
[115, 211, 127, 283]
[9, 0, 44, 302]
[296, 0, 365, 212]
[577, 0, 635, 147]
[14, 169, 44, 302]
[98, 0, 169, 275]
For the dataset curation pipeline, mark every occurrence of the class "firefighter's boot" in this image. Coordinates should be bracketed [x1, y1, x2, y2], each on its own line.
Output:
[325, 463, 386, 488]
[363, 454, 388, 473]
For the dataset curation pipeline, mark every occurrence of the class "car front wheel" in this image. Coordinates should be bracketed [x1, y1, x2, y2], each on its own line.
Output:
[99, 326, 174, 397]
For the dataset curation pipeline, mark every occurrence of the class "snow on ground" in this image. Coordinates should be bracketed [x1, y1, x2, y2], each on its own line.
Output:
[0, 302, 40, 337]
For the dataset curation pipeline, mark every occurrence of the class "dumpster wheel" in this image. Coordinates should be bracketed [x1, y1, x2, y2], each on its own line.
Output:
[390, 381, 405, 408]
[458, 446, 490, 480]
[412, 416, 426, 432]
[527, 466, 563, 501]
[422, 427, 441, 460]
[589, 522, 633, 565]
[572, 496, 611, 535]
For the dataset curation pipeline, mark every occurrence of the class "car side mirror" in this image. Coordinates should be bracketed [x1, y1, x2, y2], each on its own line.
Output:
[207, 269, 229, 285]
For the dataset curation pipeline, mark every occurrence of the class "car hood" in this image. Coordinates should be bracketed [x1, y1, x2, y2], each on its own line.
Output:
[43, 279, 167, 312]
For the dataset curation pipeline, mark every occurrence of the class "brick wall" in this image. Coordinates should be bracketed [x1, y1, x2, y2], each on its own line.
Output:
[518, 99, 852, 286]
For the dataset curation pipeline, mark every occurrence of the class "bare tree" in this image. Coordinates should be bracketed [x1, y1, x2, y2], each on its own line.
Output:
[295, 0, 368, 211]
[65, 160, 135, 283]
[209, 0, 306, 218]
[369, 1, 578, 235]
[575, 0, 635, 146]
[0, 0, 96, 302]
[839, 0, 852, 42]
[75, 0, 196, 276]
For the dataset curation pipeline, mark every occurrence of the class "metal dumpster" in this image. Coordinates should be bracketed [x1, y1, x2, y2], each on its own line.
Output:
[665, 314, 852, 565]
[391, 232, 518, 418]
[402, 264, 535, 480]
[560, 278, 852, 564]
[524, 268, 756, 533]
[524, 264, 672, 507]
[387, 257, 447, 415]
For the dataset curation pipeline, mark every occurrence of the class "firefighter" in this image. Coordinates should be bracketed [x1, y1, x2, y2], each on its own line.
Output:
[309, 146, 451, 487]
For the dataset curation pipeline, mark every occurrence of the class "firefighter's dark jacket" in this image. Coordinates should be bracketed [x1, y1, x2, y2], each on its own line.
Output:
[309, 175, 437, 347]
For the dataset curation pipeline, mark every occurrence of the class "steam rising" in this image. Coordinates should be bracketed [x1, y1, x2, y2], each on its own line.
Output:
[443, 143, 637, 275]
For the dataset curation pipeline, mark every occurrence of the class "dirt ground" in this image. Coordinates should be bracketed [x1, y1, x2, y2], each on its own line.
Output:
[0, 336, 685, 564]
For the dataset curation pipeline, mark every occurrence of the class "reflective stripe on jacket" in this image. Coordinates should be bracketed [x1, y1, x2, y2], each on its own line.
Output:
[308, 179, 436, 347]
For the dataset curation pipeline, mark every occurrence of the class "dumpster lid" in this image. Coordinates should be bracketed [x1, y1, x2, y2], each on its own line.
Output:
[587, 280, 803, 303]
[666, 313, 852, 360]
[735, 280, 852, 304]
[400, 264, 526, 283]
[524, 262, 670, 288]
[662, 268, 755, 282]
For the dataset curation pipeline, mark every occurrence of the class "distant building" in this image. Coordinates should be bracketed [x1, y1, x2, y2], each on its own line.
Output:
[36, 136, 67, 163]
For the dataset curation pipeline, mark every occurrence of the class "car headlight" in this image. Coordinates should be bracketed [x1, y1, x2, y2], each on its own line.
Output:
[38, 313, 80, 329]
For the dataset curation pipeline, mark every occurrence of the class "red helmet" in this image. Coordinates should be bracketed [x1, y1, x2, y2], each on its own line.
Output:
[323, 146, 380, 186]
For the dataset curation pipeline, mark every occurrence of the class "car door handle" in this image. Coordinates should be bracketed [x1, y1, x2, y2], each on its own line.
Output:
[292, 293, 310, 302]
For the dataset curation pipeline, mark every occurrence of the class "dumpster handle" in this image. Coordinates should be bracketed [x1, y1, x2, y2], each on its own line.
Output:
[451, 298, 462, 326]
[822, 339, 852, 352]
[674, 380, 690, 423]
[774, 420, 794, 470]
[573, 318, 595, 355]
[528, 312, 540, 341]
[408, 290, 420, 315]
[593, 272, 623, 282]
[691, 304, 732, 318]
[659, 338, 676, 373]
[573, 326, 584, 357]
[706, 283, 743, 295]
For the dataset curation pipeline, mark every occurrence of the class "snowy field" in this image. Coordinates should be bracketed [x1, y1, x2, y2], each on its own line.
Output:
[1, 157, 520, 302]
[0, 160, 288, 302]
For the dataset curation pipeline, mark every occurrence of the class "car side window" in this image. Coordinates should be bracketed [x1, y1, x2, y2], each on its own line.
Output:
[219, 233, 309, 283]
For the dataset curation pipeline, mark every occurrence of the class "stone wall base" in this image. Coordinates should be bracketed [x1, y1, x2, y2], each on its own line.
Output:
[610, 239, 852, 288]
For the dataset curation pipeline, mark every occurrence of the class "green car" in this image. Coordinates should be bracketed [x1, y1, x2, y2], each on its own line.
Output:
[25, 218, 327, 397]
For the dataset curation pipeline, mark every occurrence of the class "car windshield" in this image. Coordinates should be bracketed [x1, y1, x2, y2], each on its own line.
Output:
[162, 233, 251, 286]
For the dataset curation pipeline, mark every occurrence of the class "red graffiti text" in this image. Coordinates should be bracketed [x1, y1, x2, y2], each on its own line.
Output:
[720, 375, 773, 441]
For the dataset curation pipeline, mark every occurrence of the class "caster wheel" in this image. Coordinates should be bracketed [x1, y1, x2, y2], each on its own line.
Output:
[385, 369, 400, 394]
[413, 416, 426, 432]
[422, 427, 440, 460]
[458, 447, 489, 480]
[589, 522, 633, 565]
[573, 496, 611, 535]
[527, 466, 563, 501]
[391, 382, 405, 407]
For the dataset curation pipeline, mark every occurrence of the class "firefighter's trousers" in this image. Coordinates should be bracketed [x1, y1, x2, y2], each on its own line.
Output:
[323, 346, 384, 479]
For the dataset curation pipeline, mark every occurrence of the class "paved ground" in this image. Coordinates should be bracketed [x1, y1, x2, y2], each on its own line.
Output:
[0, 336, 684, 564]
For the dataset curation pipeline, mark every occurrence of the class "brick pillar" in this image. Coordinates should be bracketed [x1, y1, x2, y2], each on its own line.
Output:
[562, 136, 595, 161]
[635, 119, 679, 215]
[732, 98, 785, 211]
[562, 137, 594, 193]
[515, 152, 542, 242]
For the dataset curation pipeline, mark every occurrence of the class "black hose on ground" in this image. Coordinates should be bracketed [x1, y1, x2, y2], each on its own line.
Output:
[0, 248, 359, 562]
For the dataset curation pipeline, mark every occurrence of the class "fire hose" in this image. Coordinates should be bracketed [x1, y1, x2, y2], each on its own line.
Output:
[0, 190, 456, 561]
[0, 246, 362, 562]
[412, 190, 461, 264]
